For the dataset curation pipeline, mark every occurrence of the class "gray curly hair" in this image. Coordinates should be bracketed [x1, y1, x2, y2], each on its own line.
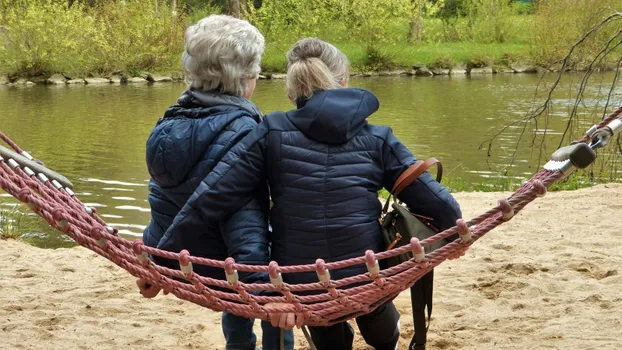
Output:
[182, 15, 265, 96]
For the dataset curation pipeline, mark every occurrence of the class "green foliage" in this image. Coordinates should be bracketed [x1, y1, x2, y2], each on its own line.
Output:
[0, 0, 186, 77]
[89, 0, 185, 74]
[462, 0, 527, 43]
[0, 1, 98, 76]
[0, 0, 620, 76]
[244, 0, 340, 45]
[186, 1, 223, 23]
[530, 0, 622, 66]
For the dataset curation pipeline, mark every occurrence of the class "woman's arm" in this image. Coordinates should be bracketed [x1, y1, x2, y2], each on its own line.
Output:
[382, 129, 462, 232]
[156, 122, 271, 258]
[219, 182, 271, 284]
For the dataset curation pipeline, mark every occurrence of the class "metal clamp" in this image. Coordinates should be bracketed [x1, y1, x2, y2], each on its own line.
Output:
[23, 167, 35, 177]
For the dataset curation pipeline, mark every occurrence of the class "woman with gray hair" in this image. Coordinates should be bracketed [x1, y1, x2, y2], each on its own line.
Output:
[161, 38, 461, 349]
[139, 15, 294, 350]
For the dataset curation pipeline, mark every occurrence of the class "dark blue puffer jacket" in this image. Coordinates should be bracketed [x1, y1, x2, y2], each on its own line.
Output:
[144, 89, 270, 284]
[159, 88, 462, 285]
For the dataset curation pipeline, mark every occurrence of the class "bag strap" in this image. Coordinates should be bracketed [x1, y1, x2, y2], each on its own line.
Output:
[408, 270, 434, 350]
[382, 158, 443, 214]
[393, 158, 442, 198]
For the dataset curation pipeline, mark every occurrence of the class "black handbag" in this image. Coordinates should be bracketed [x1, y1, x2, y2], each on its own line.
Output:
[380, 157, 446, 350]
[381, 157, 445, 267]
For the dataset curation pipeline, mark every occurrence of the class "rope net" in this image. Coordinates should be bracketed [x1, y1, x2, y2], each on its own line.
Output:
[0, 106, 620, 327]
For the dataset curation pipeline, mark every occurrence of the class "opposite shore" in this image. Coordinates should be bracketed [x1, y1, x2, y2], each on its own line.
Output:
[2, 61, 620, 87]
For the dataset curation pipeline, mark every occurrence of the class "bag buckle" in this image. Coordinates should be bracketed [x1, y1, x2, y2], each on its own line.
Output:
[387, 232, 402, 250]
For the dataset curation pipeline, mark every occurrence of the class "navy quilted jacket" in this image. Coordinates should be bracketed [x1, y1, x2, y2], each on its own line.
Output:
[144, 89, 270, 284]
[159, 88, 462, 285]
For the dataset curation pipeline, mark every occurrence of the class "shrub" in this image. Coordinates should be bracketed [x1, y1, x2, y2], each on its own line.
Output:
[530, 0, 622, 66]
[0, 1, 98, 76]
[0, 0, 186, 77]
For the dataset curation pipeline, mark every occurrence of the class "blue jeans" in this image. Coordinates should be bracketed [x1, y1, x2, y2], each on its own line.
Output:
[222, 312, 294, 350]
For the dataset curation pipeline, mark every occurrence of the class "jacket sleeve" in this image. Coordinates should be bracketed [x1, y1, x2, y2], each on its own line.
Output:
[157, 121, 270, 283]
[218, 182, 270, 284]
[382, 128, 462, 233]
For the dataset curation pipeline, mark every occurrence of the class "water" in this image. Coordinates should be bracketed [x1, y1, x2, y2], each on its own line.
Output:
[1, 73, 620, 247]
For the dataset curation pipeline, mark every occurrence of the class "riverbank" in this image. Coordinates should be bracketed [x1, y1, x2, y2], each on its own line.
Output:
[2, 1, 620, 84]
[1, 184, 621, 349]
[2, 59, 619, 87]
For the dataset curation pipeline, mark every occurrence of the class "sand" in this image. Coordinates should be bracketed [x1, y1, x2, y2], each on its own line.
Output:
[1, 184, 621, 350]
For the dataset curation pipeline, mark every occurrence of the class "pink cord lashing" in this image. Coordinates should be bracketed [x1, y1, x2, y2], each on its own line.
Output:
[499, 198, 514, 221]
[533, 179, 547, 197]
[179, 250, 193, 277]
[410, 238, 425, 262]
[456, 219, 472, 242]
[268, 261, 283, 287]
[315, 259, 331, 285]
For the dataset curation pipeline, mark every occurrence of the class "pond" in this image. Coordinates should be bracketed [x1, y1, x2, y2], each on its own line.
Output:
[1, 72, 620, 247]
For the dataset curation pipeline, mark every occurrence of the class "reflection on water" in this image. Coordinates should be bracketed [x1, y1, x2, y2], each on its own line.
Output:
[1, 73, 620, 247]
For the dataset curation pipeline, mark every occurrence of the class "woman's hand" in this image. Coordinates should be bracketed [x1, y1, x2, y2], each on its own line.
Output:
[264, 302, 303, 330]
[136, 278, 163, 298]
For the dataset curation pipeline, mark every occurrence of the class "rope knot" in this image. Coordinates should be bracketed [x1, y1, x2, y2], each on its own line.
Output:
[132, 240, 150, 266]
[315, 259, 331, 286]
[52, 208, 68, 229]
[532, 179, 547, 197]
[268, 261, 284, 287]
[456, 219, 472, 243]
[410, 238, 425, 262]
[90, 226, 104, 240]
[364, 250, 379, 278]
[498, 198, 514, 221]
[90, 226, 108, 248]
[224, 257, 239, 286]
[179, 250, 193, 277]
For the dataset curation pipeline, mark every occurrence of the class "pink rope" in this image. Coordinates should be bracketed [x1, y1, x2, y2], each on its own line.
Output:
[1, 106, 619, 326]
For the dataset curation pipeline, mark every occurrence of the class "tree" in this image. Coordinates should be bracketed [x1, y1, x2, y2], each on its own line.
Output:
[408, 0, 424, 42]
[228, 0, 240, 17]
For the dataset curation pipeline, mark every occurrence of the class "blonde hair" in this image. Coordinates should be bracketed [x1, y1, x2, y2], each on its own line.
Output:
[182, 15, 264, 96]
[286, 38, 350, 101]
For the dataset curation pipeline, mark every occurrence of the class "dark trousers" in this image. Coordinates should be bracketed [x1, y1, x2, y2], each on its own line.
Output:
[308, 302, 400, 350]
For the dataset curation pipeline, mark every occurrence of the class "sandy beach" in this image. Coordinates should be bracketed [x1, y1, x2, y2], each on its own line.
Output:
[1, 184, 621, 349]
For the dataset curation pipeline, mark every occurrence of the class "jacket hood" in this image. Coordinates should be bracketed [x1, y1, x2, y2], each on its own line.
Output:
[146, 90, 261, 188]
[286, 88, 379, 144]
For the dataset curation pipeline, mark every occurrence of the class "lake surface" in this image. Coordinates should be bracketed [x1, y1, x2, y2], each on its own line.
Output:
[1, 73, 620, 247]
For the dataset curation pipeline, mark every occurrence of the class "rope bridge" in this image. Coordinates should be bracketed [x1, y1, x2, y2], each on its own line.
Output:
[1, 106, 620, 327]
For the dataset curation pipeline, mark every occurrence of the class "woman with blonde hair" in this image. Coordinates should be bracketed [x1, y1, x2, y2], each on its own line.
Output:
[163, 38, 462, 349]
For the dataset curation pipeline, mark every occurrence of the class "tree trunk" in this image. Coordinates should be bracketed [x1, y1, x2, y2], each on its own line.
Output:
[253, 0, 262, 9]
[228, 0, 240, 18]
[408, 0, 424, 42]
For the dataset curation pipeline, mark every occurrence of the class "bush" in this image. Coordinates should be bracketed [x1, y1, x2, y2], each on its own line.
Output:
[0, 1, 98, 76]
[89, 0, 186, 74]
[530, 0, 622, 65]
[0, 0, 186, 77]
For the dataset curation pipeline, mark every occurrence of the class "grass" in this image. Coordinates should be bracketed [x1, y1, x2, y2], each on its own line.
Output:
[262, 41, 530, 73]
[0, 202, 36, 240]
